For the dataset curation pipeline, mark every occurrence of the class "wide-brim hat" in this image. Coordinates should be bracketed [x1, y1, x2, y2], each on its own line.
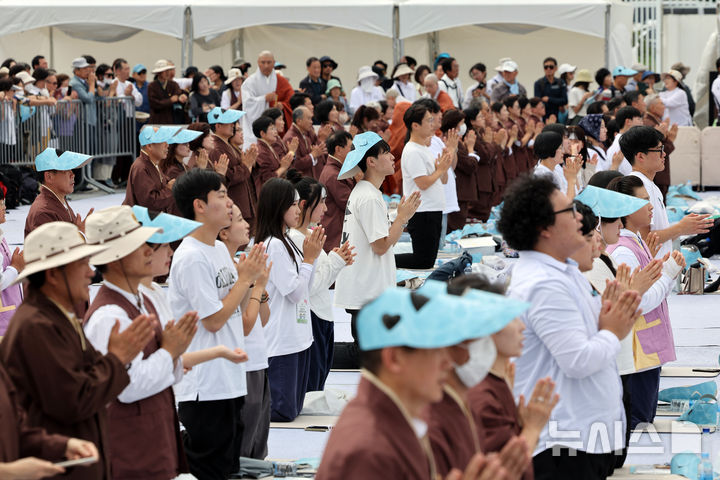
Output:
[575, 185, 649, 218]
[320, 56, 338, 70]
[225, 68, 243, 85]
[663, 69, 683, 84]
[15, 222, 108, 283]
[494, 57, 513, 72]
[631, 63, 648, 73]
[151, 59, 175, 74]
[642, 70, 661, 83]
[85, 206, 161, 265]
[338, 131, 383, 180]
[71, 57, 90, 69]
[326, 78, 343, 95]
[208, 106, 246, 125]
[574, 69, 593, 84]
[357, 65, 378, 82]
[16, 71, 35, 85]
[139, 125, 181, 146]
[501, 61, 518, 73]
[168, 128, 203, 145]
[132, 206, 201, 244]
[393, 64, 414, 79]
[356, 280, 529, 351]
[36, 147, 92, 172]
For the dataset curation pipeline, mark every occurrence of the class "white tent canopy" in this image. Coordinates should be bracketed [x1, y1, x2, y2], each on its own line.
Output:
[399, 0, 634, 67]
[189, 0, 395, 39]
[0, 0, 186, 38]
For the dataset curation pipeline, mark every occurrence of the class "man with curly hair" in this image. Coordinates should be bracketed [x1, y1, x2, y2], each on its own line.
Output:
[497, 174, 641, 480]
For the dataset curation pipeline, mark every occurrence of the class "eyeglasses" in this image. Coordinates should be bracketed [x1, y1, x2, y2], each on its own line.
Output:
[322, 64, 333, 69]
[647, 145, 665, 154]
[544, 65, 556, 70]
[553, 203, 577, 217]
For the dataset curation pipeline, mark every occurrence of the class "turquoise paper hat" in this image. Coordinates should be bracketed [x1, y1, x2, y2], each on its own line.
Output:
[168, 128, 203, 145]
[207, 107, 246, 125]
[139, 125, 181, 146]
[612, 66, 638, 77]
[35, 147, 92, 172]
[131, 205, 202, 244]
[575, 185, 648, 218]
[356, 280, 529, 351]
[418, 279, 529, 337]
[338, 131, 383, 180]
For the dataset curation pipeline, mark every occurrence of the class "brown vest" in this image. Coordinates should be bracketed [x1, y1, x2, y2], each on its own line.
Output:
[85, 285, 188, 480]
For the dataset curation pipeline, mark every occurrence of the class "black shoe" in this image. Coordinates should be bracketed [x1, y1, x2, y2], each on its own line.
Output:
[73, 182, 91, 193]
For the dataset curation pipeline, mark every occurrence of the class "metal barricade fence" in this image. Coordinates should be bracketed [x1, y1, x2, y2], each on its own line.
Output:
[2, 96, 136, 192]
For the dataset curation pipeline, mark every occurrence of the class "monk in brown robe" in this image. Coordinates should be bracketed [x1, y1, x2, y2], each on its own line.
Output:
[449, 131, 479, 232]
[253, 116, 294, 194]
[0, 362, 99, 477]
[147, 60, 187, 125]
[123, 140, 178, 214]
[319, 131, 355, 252]
[316, 286, 515, 480]
[283, 106, 329, 179]
[0, 221, 154, 480]
[25, 148, 95, 238]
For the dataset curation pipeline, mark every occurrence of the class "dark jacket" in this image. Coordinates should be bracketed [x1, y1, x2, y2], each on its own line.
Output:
[533, 76, 568, 119]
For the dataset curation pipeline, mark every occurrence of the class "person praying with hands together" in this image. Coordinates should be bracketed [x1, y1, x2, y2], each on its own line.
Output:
[255, 177, 324, 421]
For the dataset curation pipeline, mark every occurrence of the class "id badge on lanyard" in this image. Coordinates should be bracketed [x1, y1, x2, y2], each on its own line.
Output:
[297, 298, 310, 324]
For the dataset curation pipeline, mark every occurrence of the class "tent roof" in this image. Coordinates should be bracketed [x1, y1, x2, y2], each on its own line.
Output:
[0, 0, 186, 37]
[189, 0, 395, 38]
[398, 0, 613, 39]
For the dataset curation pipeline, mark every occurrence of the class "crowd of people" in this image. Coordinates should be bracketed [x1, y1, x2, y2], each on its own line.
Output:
[0, 49, 717, 480]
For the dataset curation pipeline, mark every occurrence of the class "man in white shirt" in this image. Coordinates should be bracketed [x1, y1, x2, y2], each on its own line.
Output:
[438, 57, 463, 109]
[497, 174, 641, 479]
[397, 103, 452, 270]
[598, 106, 644, 174]
[620, 125, 714, 259]
[169, 168, 266, 480]
[112, 58, 143, 109]
[84, 205, 198, 479]
[349, 66, 385, 115]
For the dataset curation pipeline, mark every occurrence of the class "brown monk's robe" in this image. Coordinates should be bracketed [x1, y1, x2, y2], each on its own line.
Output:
[147, 79, 184, 125]
[85, 286, 188, 480]
[255, 138, 283, 194]
[163, 159, 189, 184]
[318, 155, 356, 253]
[644, 112, 675, 200]
[24, 185, 77, 237]
[123, 151, 177, 214]
[426, 385, 483, 478]
[448, 141, 479, 232]
[283, 123, 325, 179]
[468, 373, 534, 480]
[0, 288, 130, 480]
[209, 134, 256, 231]
[470, 134, 498, 221]
[0, 362, 68, 464]
[315, 372, 436, 480]
[386, 101, 413, 195]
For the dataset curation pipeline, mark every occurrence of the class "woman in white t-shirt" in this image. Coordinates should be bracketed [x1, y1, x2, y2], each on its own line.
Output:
[532, 131, 578, 199]
[568, 69, 596, 123]
[255, 177, 324, 421]
[219, 203, 273, 458]
[286, 170, 355, 391]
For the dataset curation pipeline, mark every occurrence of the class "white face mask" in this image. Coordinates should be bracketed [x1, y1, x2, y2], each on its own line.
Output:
[60, 86, 68, 97]
[454, 337, 497, 388]
[458, 123, 467, 137]
[338, 111, 349, 124]
[360, 77, 375, 93]
[182, 155, 192, 166]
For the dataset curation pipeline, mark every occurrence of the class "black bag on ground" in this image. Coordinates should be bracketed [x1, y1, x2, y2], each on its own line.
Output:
[681, 218, 720, 257]
[427, 251, 473, 282]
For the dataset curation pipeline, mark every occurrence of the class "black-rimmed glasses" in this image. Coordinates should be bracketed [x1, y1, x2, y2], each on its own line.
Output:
[553, 203, 577, 216]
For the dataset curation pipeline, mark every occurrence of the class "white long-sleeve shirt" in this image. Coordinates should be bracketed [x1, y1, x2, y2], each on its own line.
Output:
[509, 250, 625, 455]
[659, 87, 692, 126]
[288, 228, 346, 322]
[84, 281, 183, 404]
[598, 133, 632, 174]
[349, 86, 385, 114]
[263, 235, 316, 357]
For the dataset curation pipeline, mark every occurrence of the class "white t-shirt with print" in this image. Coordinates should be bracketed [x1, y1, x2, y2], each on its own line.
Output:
[402, 141, 446, 212]
[334, 180, 396, 310]
[168, 236, 247, 402]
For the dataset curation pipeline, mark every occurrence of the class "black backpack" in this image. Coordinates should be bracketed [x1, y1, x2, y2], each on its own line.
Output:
[0, 165, 22, 209]
[427, 251, 474, 282]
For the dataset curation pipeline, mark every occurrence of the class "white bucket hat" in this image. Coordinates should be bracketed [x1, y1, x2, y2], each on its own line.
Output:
[85, 206, 161, 265]
[495, 57, 513, 72]
[15, 222, 108, 283]
[151, 59, 175, 74]
[225, 68, 243, 85]
[15, 71, 35, 85]
[393, 64, 414, 79]
[357, 65, 378, 82]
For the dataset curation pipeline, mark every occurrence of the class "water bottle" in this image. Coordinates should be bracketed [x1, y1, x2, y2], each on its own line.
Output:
[702, 427, 712, 462]
[700, 452, 712, 480]
[464, 262, 473, 274]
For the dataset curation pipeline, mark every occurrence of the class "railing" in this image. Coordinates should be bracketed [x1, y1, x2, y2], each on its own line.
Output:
[0, 96, 137, 192]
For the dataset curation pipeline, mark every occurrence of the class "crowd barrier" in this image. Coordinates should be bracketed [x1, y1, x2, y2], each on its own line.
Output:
[0, 97, 137, 192]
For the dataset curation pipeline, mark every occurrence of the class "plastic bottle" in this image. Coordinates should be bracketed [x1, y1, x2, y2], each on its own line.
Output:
[464, 262, 473, 274]
[700, 452, 712, 480]
[702, 427, 712, 462]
